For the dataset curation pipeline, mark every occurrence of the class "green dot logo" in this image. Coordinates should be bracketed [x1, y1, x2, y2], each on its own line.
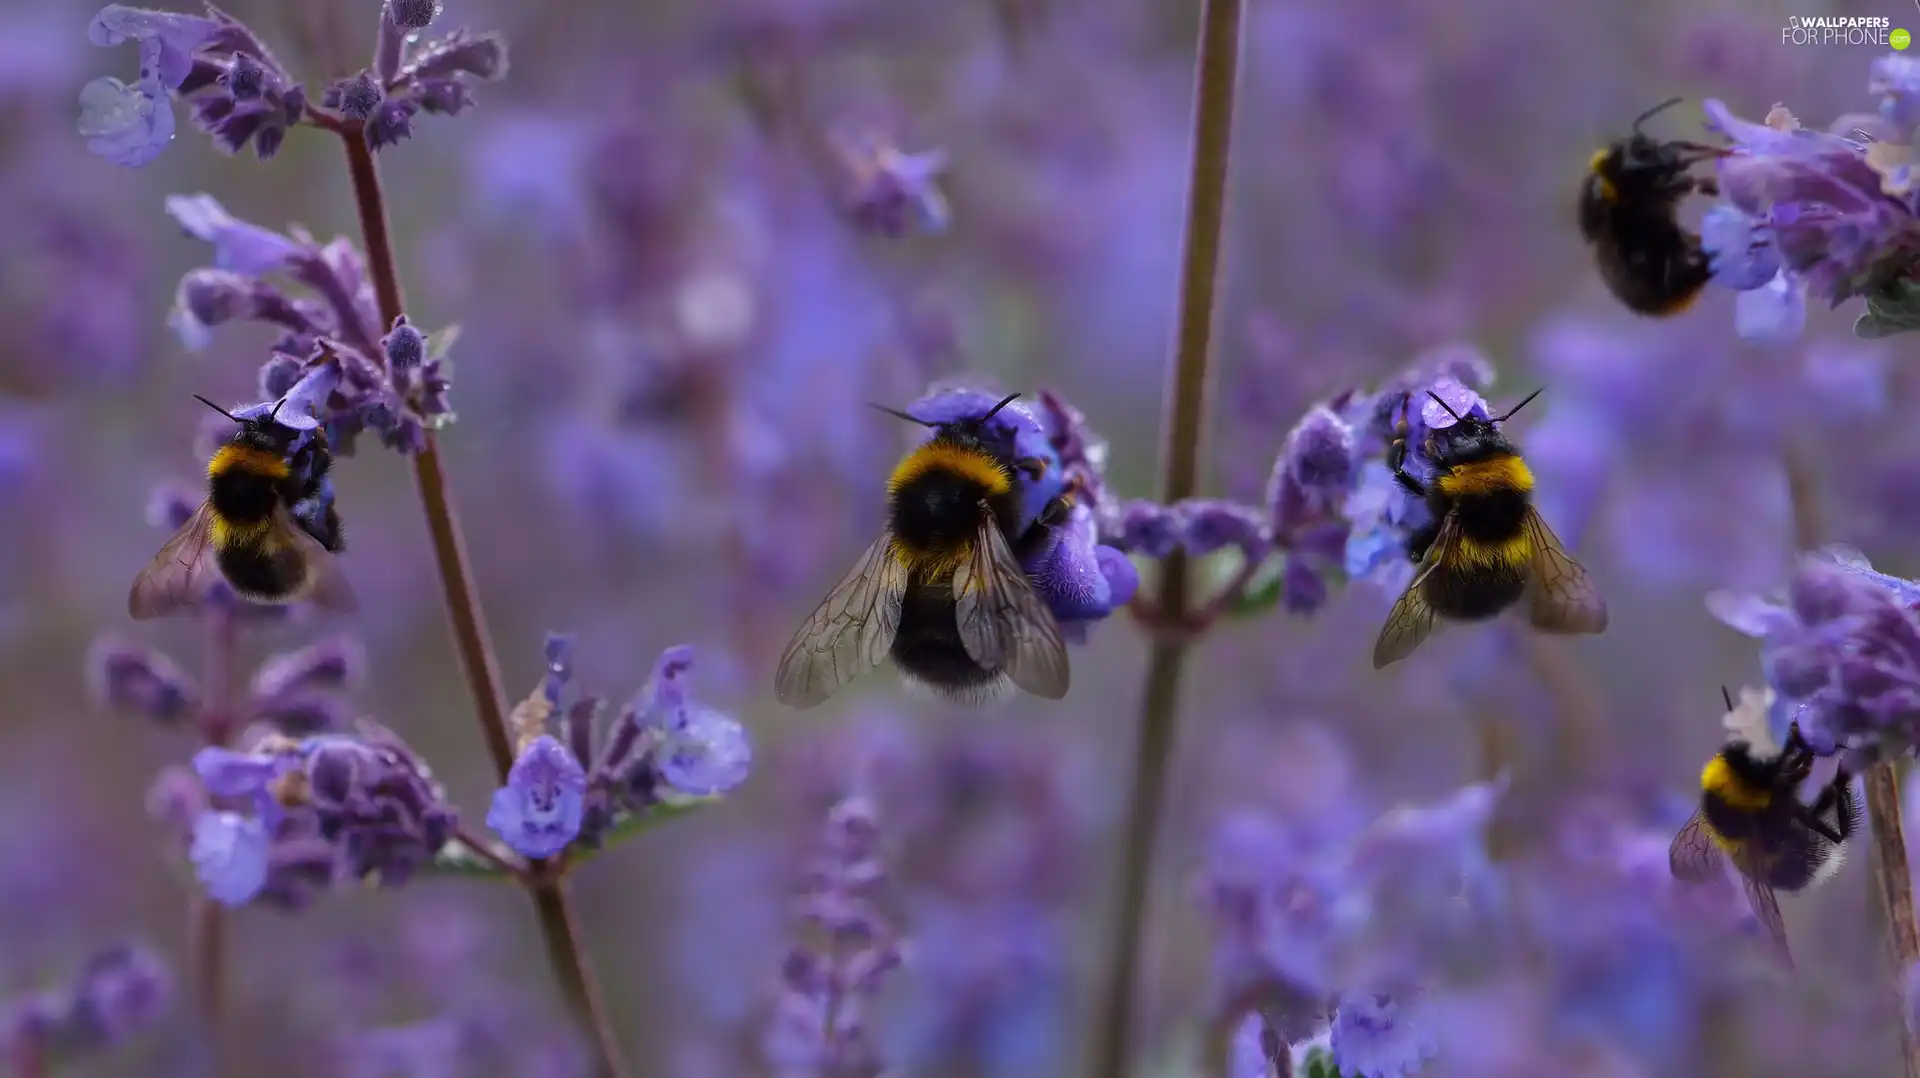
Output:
[1896, 27, 1913, 49]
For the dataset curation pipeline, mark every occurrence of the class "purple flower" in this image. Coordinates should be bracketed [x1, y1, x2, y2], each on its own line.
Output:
[1872, 54, 1920, 131]
[486, 736, 587, 860]
[190, 811, 271, 905]
[387, 0, 443, 31]
[1329, 991, 1438, 1078]
[329, 70, 383, 120]
[1268, 405, 1358, 532]
[1700, 90, 1920, 336]
[633, 646, 752, 799]
[76, 73, 174, 166]
[0, 944, 171, 1060]
[761, 796, 906, 1076]
[86, 6, 221, 88]
[832, 130, 950, 238]
[1113, 500, 1182, 558]
[1708, 546, 1920, 755]
[85, 638, 197, 724]
[1177, 499, 1271, 560]
[164, 193, 305, 276]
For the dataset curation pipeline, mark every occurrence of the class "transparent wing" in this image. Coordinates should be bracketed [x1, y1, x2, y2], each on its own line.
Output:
[1733, 847, 1795, 971]
[128, 503, 220, 620]
[953, 514, 1070, 700]
[1668, 811, 1724, 883]
[1371, 514, 1460, 670]
[1522, 510, 1608, 634]
[275, 504, 356, 614]
[773, 533, 910, 710]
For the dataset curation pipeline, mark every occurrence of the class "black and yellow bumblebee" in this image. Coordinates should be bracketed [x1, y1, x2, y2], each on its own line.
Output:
[1371, 390, 1607, 668]
[129, 395, 355, 619]
[1578, 96, 1731, 316]
[774, 392, 1073, 709]
[1669, 697, 1859, 970]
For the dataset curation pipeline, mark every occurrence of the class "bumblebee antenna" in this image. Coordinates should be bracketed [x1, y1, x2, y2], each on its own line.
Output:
[866, 402, 940, 428]
[1631, 96, 1685, 134]
[192, 394, 242, 423]
[1721, 686, 1735, 712]
[978, 392, 1022, 422]
[1492, 388, 1544, 423]
[1424, 391, 1466, 423]
[268, 397, 288, 423]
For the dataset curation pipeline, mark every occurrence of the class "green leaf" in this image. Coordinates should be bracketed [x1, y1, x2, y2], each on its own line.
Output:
[1302, 1047, 1343, 1078]
[1852, 278, 1920, 339]
[566, 797, 719, 867]
[1228, 555, 1287, 617]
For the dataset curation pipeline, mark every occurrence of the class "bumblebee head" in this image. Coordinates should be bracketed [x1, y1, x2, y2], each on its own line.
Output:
[1593, 97, 1727, 185]
[1421, 388, 1541, 465]
[869, 391, 1024, 457]
[194, 393, 302, 455]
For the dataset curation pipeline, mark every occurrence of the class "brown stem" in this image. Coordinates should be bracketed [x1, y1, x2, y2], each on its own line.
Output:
[451, 826, 532, 881]
[192, 605, 238, 1072]
[1087, 1, 1244, 1075]
[1867, 762, 1920, 1077]
[336, 129, 629, 1078]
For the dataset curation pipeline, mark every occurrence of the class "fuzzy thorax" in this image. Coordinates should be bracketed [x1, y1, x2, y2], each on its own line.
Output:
[1435, 453, 1534, 499]
[209, 443, 291, 483]
[887, 441, 1012, 499]
[1701, 754, 1773, 811]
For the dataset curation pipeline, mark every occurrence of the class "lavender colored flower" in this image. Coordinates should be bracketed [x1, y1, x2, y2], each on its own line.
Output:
[488, 736, 587, 859]
[1698, 88, 1920, 339]
[1177, 499, 1272, 560]
[1268, 405, 1358, 533]
[329, 70, 383, 120]
[80, 3, 306, 162]
[1328, 990, 1437, 1078]
[1229, 1013, 1291, 1078]
[0, 944, 171, 1062]
[182, 724, 456, 905]
[832, 130, 950, 238]
[85, 637, 197, 724]
[1707, 545, 1920, 756]
[761, 796, 906, 1078]
[387, 0, 443, 31]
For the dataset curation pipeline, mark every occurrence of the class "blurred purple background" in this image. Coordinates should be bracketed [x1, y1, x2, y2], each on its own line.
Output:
[7, 0, 1920, 1075]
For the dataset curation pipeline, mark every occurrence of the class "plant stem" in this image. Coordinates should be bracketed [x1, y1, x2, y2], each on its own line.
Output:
[1087, 2, 1243, 1075]
[192, 605, 238, 1072]
[1865, 764, 1920, 1078]
[337, 130, 630, 1078]
[1781, 440, 1920, 1074]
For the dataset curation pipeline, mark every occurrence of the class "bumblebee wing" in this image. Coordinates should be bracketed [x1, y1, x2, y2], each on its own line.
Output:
[1733, 848, 1796, 971]
[1521, 509, 1608, 635]
[1371, 513, 1461, 669]
[953, 512, 1070, 700]
[128, 503, 221, 620]
[274, 504, 356, 614]
[773, 533, 910, 710]
[1668, 811, 1724, 883]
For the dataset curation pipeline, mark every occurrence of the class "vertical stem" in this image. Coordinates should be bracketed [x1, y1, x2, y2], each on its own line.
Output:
[1782, 440, 1919, 1075]
[337, 131, 629, 1078]
[1087, 2, 1243, 1076]
[1867, 764, 1920, 1078]
[192, 605, 238, 1071]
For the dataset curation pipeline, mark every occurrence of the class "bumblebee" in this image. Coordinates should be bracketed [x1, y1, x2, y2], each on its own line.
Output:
[129, 395, 355, 620]
[1371, 389, 1607, 669]
[774, 392, 1073, 709]
[1669, 699, 1859, 970]
[1578, 96, 1730, 316]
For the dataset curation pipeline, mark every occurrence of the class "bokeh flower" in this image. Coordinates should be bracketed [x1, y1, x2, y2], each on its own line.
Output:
[0, 944, 170, 1065]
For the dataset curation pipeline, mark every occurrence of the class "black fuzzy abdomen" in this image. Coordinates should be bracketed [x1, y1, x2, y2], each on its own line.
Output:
[889, 581, 1000, 695]
[1422, 564, 1526, 621]
[215, 541, 307, 602]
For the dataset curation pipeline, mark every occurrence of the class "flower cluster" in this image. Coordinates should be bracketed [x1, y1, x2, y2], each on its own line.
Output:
[0, 945, 170, 1067]
[173, 721, 456, 908]
[486, 635, 753, 861]
[79, 2, 506, 166]
[901, 387, 1139, 634]
[761, 795, 906, 1078]
[93, 629, 363, 738]
[1708, 544, 1920, 760]
[830, 128, 951, 239]
[1697, 59, 1920, 340]
[163, 193, 454, 455]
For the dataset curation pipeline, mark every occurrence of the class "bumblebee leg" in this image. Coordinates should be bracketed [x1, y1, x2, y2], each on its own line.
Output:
[1405, 520, 1440, 565]
[1014, 456, 1050, 481]
[1038, 493, 1073, 528]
